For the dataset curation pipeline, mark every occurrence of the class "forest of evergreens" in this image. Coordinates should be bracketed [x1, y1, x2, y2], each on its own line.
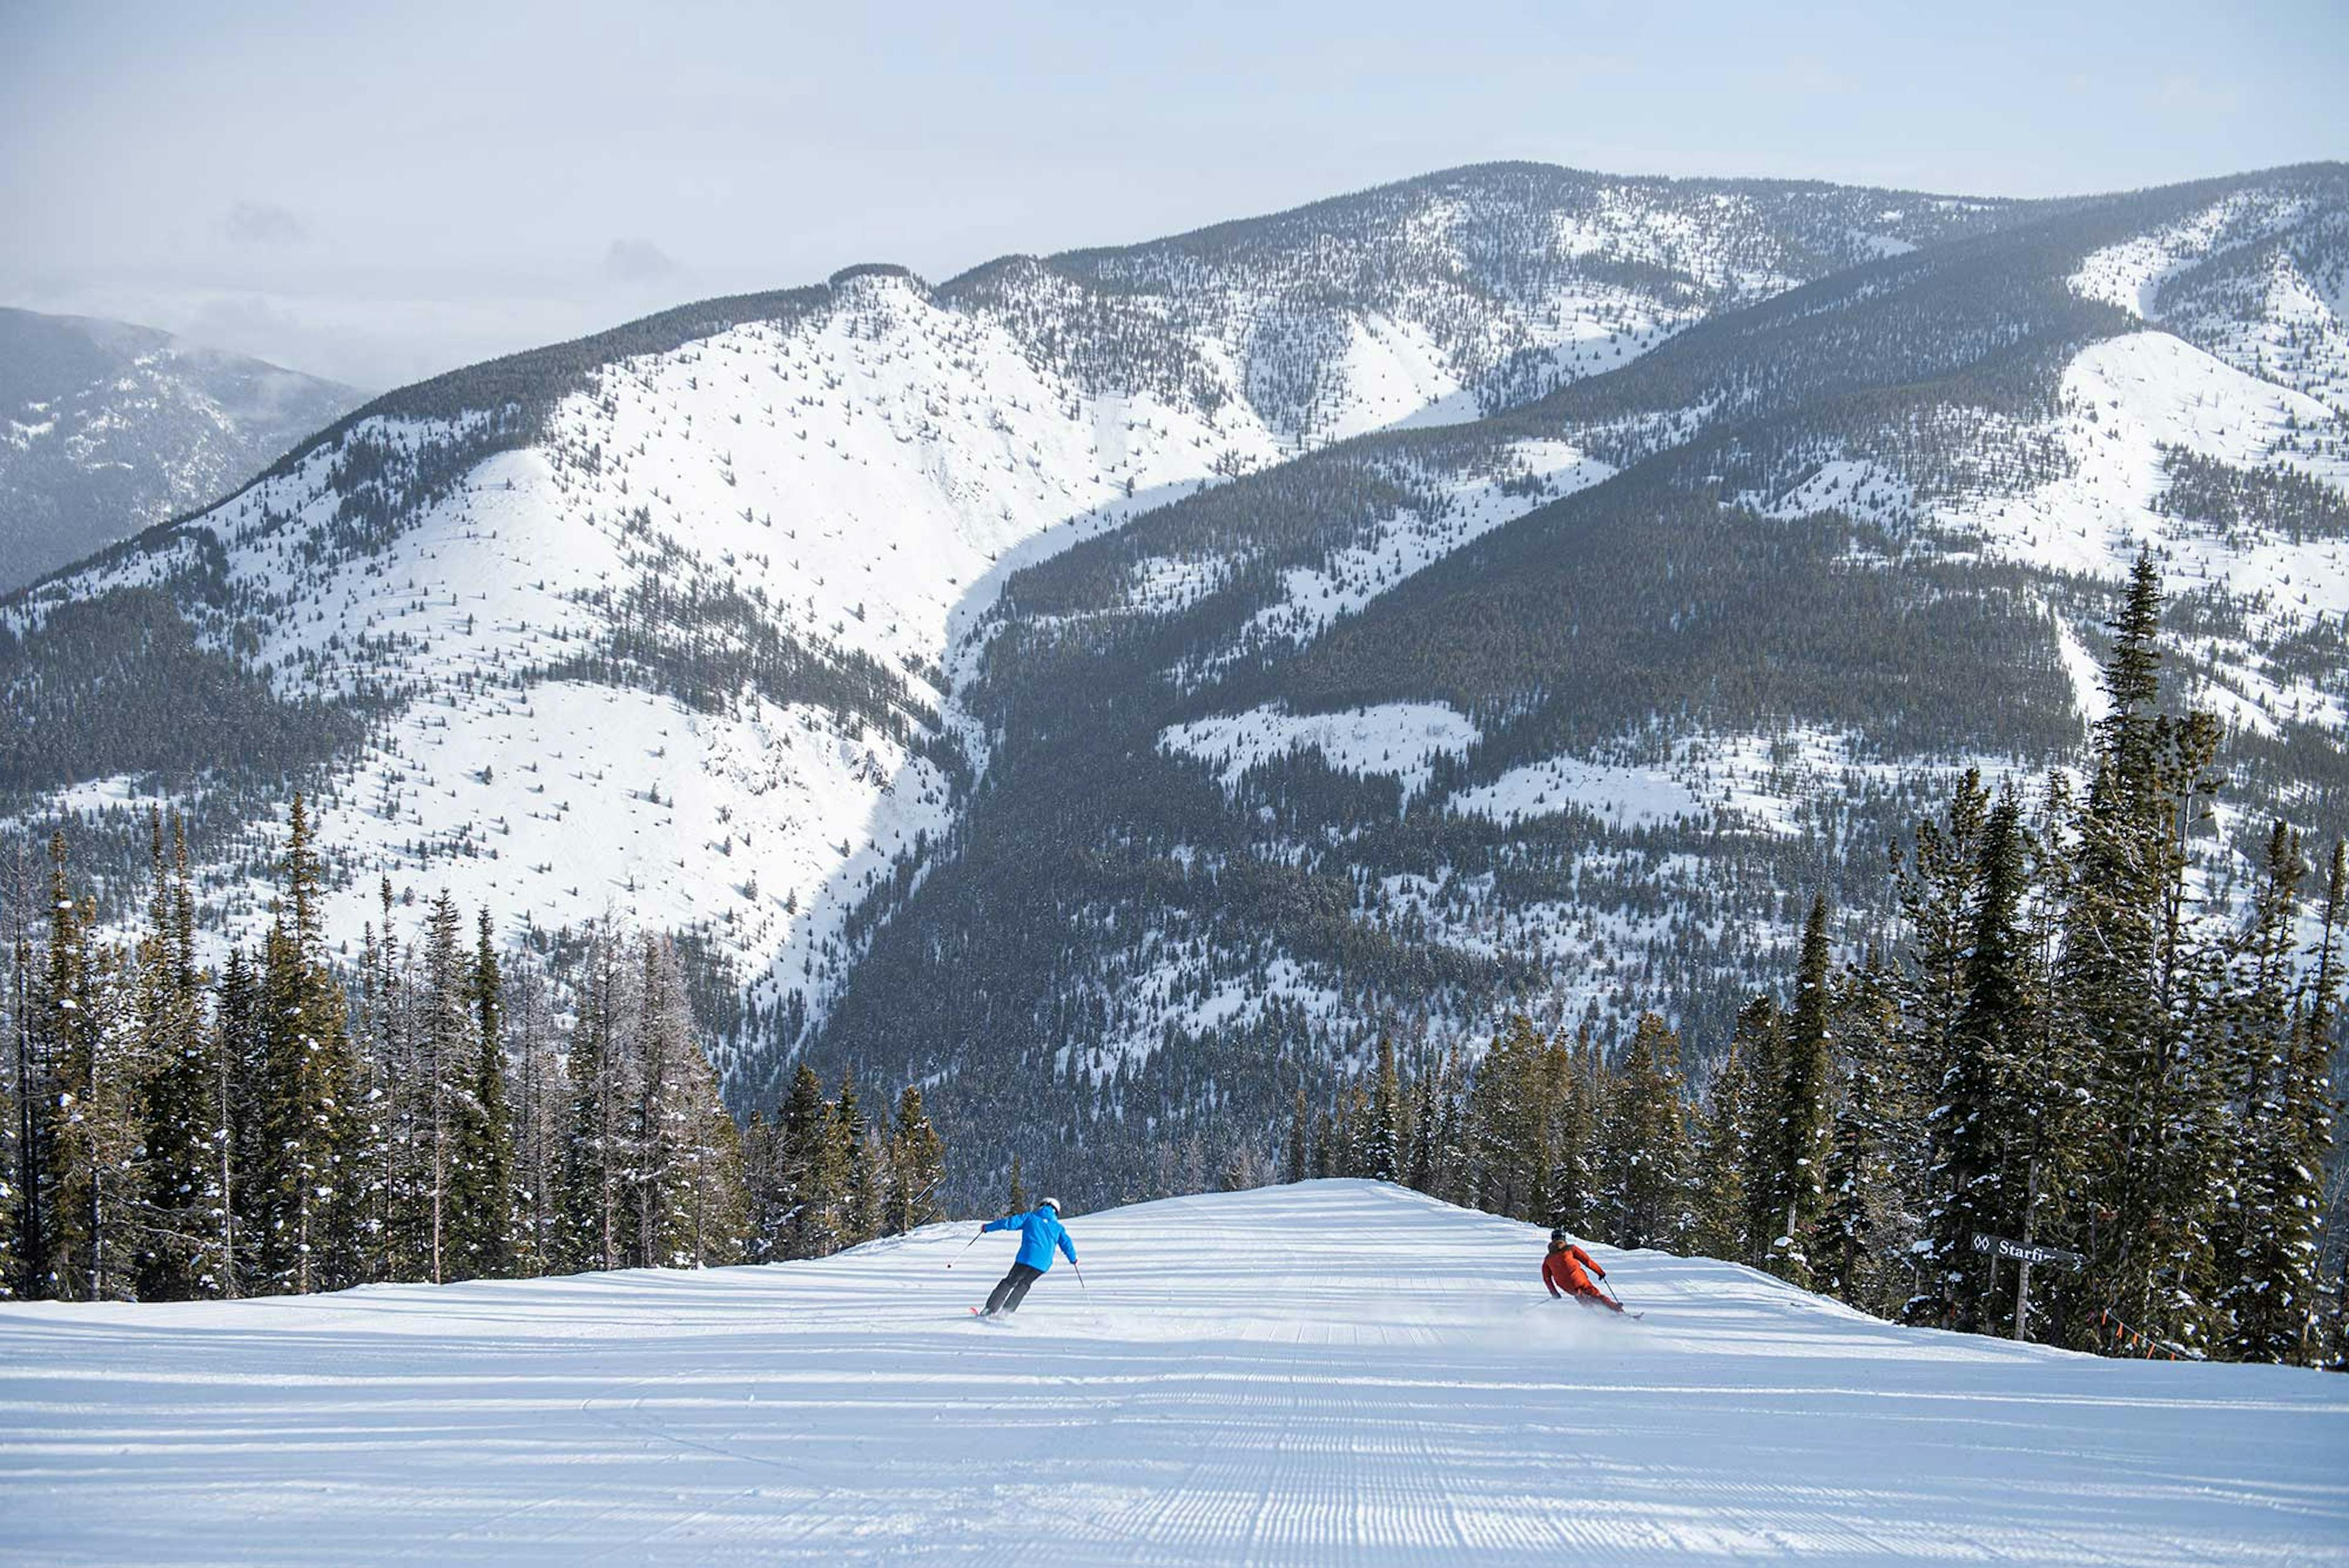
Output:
[1288, 555, 2345, 1367]
[0, 796, 947, 1302]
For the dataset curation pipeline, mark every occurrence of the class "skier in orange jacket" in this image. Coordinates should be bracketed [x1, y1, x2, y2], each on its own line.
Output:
[1542, 1228, 1624, 1312]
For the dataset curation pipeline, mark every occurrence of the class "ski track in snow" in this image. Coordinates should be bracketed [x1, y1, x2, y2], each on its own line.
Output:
[4, 1182, 2343, 1567]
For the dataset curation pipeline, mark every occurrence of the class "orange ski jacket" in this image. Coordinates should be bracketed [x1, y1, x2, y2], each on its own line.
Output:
[1542, 1241, 1605, 1299]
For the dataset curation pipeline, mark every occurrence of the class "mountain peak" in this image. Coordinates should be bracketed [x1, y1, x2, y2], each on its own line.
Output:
[828, 262, 930, 294]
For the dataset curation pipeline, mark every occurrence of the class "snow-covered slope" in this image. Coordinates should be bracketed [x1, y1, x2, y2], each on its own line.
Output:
[806, 165, 2349, 1199]
[3, 1181, 2339, 1566]
[1942, 331, 2349, 727]
[24, 273, 1285, 1017]
[2071, 175, 2349, 417]
[0, 307, 361, 590]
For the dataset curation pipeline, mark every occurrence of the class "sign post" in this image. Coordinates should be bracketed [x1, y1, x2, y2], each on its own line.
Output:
[1970, 1233, 2087, 1270]
[1971, 1231, 2085, 1343]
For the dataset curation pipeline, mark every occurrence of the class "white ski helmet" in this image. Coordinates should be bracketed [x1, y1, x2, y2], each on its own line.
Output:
[1039, 1196, 1062, 1214]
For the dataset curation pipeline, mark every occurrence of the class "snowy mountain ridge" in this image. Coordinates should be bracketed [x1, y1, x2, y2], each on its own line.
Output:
[2071, 176, 2349, 417]
[2, 164, 2030, 1032]
[0, 307, 361, 591]
[5, 163, 2348, 1201]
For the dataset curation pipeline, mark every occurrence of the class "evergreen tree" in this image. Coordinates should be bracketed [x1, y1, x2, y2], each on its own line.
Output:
[1816, 959, 1909, 1317]
[634, 938, 746, 1271]
[1284, 1090, 1309, 1184]
[1920, 792, 2035, 1332]
[1367, 1037, 1403, 1182]
[0, 1003, 13, 1299]
[213, 946, 264, 1298]
[6, 853, 44, 1299]
[629, 934, 706, 1266]
[1729, 996, 1784, 1263]
[2001, 773, 2087, 1343]
[2068, 555, 2225, 1352]
[774, 1061, 845, 1256]
[1593, 1013, 1691, 1251]
[0, 942, 14, 1298]
[739, 1110, 779, 1260]
[1761, 895, 1834, 1285]
[1330, 1082, 1366, 1181]
[2216, 825, 2329, 1363]
[1893, 768, 1991, 1307]
[445, 907, 513, 1279]
[1545, 1027, 1600, 1237]
[133, 810, 213, 1299]
[1006, 1150, 1029, 1216]
[1689, 1036, 1751, 1263]
[886, 1085, 946, 1233]
[43, 833, 139, 1301]
[250, 798, 363, 1296]
[1468, 1013, 1553, 1220]
[557, 926, 634, 1273]
[354, 880, 406, 1282]
[835, 1068, 885, 1247]
[417, 892, 470, 1281]
[1405, 1070, 1439, 1194]
[2300, 842, 2348, 1367]
[505, 947, 565, 1277]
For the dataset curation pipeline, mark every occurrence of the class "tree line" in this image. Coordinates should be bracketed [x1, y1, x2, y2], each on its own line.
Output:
[0, 796, 948, 1302]
[1291, 554, 2345, 1367]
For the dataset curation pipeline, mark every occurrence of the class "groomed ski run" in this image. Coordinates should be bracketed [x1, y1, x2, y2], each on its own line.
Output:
[4, 1180, 2342, 1566]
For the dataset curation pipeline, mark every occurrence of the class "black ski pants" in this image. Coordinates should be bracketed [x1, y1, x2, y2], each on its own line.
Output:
[985, 1261, 1045, 1315]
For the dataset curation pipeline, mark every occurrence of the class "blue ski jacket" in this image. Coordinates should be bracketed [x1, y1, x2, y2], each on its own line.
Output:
[984, 1206, 1077, 1273]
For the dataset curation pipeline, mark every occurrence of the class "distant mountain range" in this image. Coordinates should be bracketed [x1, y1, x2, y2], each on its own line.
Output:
[0, 307, 361, 590]
[5, 162, 2343, 1204]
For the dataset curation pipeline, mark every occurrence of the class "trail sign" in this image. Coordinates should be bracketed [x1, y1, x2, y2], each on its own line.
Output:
[1971, 1233, 2085, 1272]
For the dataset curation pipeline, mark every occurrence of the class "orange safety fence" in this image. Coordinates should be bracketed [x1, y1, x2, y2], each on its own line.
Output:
[2095, 1307, 2188, 1362]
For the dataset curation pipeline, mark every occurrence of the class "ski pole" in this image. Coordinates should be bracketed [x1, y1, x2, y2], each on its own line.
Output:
[946, 1229, 984, 1269]
[1072, 1260, 1091, 1298]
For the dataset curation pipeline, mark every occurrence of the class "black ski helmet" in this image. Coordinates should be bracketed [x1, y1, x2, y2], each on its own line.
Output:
[1549, 1227, 1570, 1245]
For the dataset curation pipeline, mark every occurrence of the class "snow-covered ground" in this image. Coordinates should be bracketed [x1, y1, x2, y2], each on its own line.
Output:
[1446, 748, 1702, 829]
[1443, 726, 2036, 838]
[1162, 700, 1481, 803]
[4, 1181, 2340, 1566]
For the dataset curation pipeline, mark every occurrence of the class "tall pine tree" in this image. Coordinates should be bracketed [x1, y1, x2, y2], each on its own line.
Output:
[251, 797, 363, 1296]
[1761, 896, 1835, 1285]
[445, 907, 513, 1280]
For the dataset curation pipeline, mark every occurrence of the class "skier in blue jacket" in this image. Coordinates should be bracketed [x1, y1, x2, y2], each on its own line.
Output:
[978, 1198, 1076, 1315]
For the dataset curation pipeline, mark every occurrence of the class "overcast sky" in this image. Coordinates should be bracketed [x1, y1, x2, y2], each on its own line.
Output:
[4, 0, 2342, 391]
